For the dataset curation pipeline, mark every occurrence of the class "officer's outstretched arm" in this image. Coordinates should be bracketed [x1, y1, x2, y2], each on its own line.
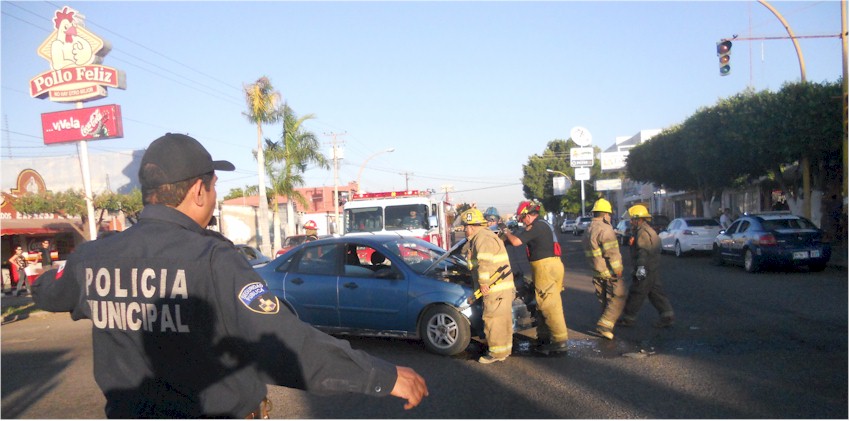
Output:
[390, 366, 429, 410]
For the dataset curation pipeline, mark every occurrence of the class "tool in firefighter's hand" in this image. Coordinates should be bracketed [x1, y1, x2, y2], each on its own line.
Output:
[459, 265, 509, 310]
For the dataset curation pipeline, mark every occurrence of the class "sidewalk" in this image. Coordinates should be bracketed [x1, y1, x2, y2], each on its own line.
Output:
[829, 242, 848, 269]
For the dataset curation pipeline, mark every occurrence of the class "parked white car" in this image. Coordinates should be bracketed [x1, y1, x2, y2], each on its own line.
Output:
[560, 218, 576, 233]
[658, 217, 723, 257]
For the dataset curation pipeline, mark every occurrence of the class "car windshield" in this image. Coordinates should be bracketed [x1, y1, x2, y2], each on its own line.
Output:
[379, 238, 465, 274]
[761, 217, 818, 231]
[686, 218, 720, 227]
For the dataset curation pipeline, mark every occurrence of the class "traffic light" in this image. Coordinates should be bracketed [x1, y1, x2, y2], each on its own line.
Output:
[717, 40, 732, 76]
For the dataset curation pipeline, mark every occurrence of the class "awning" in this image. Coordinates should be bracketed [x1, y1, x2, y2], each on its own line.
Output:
[0, 219, 83, 236]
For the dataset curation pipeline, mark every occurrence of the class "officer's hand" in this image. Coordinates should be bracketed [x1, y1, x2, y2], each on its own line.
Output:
[391, 366, 429, 410]
[636, 266, 646, 281]
[480, 283, 490, 295]
[497, 222, 507, 230]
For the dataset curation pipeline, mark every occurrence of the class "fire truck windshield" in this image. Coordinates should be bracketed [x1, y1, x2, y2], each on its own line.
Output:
[344, 204, 429, 233]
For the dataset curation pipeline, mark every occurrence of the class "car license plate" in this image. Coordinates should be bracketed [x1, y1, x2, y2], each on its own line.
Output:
[793, 251, 809, 259]
[810, 250, 821, 258]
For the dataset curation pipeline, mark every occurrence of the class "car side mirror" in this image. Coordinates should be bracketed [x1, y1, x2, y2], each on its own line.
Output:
[428, 215, 438, 229]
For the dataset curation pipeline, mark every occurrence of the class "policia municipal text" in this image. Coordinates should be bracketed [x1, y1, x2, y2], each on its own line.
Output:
[32, 133, 428, 418]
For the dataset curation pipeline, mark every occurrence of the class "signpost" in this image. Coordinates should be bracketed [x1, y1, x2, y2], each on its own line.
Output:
[29, 6, 126, 240]
[570, 126, 593, 216]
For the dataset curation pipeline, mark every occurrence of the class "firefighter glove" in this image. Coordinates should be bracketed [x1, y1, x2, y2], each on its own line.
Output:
[636, 266, 646, 281]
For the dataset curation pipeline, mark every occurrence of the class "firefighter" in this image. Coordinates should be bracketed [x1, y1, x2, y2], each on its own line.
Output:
[460, 208, 516, 364]
[501, 200, 569, 354]
[303, 220, 319, 240]
[618, 204, 675, 328]
[582, 198, 625, 340]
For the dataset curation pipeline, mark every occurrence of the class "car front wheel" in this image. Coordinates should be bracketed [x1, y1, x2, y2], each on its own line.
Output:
[419, 305, 471, 356]
[674, 241, 684, 258]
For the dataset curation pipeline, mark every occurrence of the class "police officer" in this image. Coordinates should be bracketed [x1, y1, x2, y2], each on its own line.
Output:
[618, 204, 675, 328]
[582, 199, 625, 340]
[460, 208, 515, 364]
[32, 133, 428, 418]
[501, 200, 568, 354]
[303, 220, 319, 240]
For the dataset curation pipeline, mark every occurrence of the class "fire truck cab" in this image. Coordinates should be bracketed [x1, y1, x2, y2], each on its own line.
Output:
[343, 190, 455, 248]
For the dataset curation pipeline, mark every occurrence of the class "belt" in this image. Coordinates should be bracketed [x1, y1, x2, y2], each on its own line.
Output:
[244, 398, 272, 419]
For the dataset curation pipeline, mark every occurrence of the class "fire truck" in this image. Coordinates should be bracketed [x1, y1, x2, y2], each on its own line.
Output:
[342, 190, 456, 248]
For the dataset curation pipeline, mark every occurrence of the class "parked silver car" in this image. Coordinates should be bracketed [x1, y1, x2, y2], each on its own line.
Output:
[572, 216, 592, 236]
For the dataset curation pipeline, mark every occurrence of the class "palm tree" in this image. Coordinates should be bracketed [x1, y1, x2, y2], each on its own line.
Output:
[243, 76, 280, 257]
[264, 103, 329, 251]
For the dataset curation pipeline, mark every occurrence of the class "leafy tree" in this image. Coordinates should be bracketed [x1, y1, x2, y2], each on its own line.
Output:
[625, 80, 842, 219]
[243, 76, 281, 257]
[12, 189, 141, 239]
[264, 103, 328, 250]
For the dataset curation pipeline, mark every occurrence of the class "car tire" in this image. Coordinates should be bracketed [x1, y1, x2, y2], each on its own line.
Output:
[419, 305, 470, 356]
[744, 249, 760, 273]
[711, 245, 724, 266]
[674, 241, 684, 258]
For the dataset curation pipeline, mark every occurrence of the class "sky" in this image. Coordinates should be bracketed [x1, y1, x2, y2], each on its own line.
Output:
[1, 1, 845, 216]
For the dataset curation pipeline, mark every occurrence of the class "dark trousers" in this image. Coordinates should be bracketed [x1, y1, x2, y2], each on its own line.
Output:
[621, 270, 673, 320]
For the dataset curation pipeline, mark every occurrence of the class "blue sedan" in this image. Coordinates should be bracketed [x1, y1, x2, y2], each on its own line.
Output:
[254, 235, 535, 356]
[712, 212, 831, 272]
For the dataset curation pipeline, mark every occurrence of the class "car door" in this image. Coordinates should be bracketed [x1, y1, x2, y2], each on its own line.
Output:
[730, 220, 752, 264]
[337, 242, 409, 331]
[659, 219, 679, 252]
[717, 220, 740, 259]
[284, 243, 341, 328]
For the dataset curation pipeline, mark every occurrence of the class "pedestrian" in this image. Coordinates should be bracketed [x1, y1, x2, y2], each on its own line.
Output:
[582, 198, 626, 340]
[35, 239, 53, 268]
[617, 204, 675, 329]
[7, 246, 28, 296]
[459, 208, 516, 364]
[32, 133, 428, 418]
[719, 208, 732, 230]
[500, 200, 568, 354]
[303, 220, 319, 241]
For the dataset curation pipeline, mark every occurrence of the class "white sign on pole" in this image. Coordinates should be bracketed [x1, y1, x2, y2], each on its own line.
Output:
[570, 147, 594, 167]
[595, 179, 623, 191]
[575, 167, 591, 181]
[600, 151, 629, 171]
[552, 176, 571, 195]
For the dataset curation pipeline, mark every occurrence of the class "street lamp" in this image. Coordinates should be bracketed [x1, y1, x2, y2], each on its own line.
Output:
[357, 148, 395, 193]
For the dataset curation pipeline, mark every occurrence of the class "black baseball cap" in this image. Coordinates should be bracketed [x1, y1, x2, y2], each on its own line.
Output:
[140, 133, 235, 188]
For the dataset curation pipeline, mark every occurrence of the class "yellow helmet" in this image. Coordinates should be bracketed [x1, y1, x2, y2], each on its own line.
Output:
[591, 198, 613, 214]
[460, 208, 488, 225]
[628, 204, 651, 219]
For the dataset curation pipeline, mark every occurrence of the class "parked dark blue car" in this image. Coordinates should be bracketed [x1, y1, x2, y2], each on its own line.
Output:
[254, 235, 535, 356]
[712, 212, 831, 272]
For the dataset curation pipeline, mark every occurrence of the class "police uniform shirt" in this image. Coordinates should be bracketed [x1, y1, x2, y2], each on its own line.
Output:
[516, 218, 558, 262]
[32, 204, 396, 418]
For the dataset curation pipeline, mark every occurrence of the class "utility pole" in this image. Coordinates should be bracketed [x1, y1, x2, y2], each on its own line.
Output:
[400, 172, 413, 191]
[325, 131, 346, 234]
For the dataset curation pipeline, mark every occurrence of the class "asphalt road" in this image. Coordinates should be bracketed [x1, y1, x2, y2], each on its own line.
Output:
[2, 233, 847, 418]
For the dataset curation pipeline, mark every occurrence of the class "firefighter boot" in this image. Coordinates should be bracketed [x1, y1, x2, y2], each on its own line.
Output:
[653, 315, 675, 328]
[596, 319, 615, 340]
[478, 353, 508, 364]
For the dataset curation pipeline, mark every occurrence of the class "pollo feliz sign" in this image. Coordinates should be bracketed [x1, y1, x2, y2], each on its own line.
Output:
[28, 6, 126, 103]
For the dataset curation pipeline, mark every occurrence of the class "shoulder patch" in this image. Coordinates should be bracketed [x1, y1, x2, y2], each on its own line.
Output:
[238, 282, 280, 314]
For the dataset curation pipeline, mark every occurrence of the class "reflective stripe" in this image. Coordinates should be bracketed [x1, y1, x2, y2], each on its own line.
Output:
[478, 270, 491, 280]
[585, 248, 602, 257]
[487, 281, 514, 293]
[488, 344, 512, 354]
[598, 318, 615, 328]
[601, 240, 619, 250]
